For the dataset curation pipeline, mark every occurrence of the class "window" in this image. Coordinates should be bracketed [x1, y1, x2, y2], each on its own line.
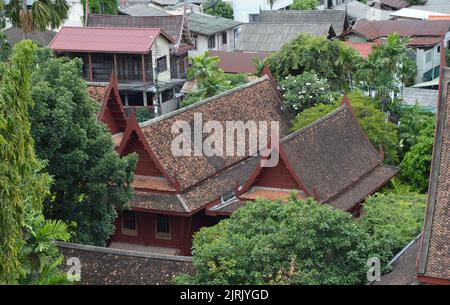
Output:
[192, 33, 198, 50]
[122, 211, 137, 236]
[222, 32, 227, 45]
[437, 45, 441, 53]
[425, 50, 432, 64]
[155, 214, 171, 239]
[221, 190, 236, 203]
[162, 89, 174, 103]
[156, 56, 167, 73]
[208, 35, 216, 49]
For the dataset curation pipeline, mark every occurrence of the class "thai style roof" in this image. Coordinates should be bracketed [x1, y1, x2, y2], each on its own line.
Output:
[235, 23, 336, 52]
[257, 9, 348, 35]
[209, 50, 272, 74]
[345, 20, 450, 45]
[86, 14, 192, 47]
[186, 12, 242, 36]
[417, 67, 450, 284]
[3, 27, 56, 47]
[49, 26, 173, 54]
[138, 76, 290, 191]
[281, 101, 398, 211]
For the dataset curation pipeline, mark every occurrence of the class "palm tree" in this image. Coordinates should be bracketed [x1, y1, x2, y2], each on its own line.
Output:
[3, 0, 69, 36]
[188, 51, 222, 83]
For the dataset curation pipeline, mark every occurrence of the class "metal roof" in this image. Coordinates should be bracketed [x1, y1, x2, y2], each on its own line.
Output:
[49, 26, 167, 54]
[118, 4, 171, 16]
[334, 0, 391, 21]
[235, 23, 335, 52]
[186, 12, 242, 36]
[390, 8, 449, 20]
[401, 87, 438, 111]
[257, 9, 347, 35]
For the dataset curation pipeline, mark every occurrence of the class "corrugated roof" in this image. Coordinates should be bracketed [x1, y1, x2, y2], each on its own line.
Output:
[209, 50, 272, 74]
[334, 0, 391, 21]
[374, 0, 410, 10]
[411, 0, 450, 15]
[86, 14, 185, 44]
[118, 3, 171, 16]
[186, 12, 242, 36]
[390, 8, 449, 20]
[402, 87, 438, 111]
[49, 26, 167, 54]
[258, 9, 347, 35]
[235, 23, 335, 52]
[350, 19, 450, 41]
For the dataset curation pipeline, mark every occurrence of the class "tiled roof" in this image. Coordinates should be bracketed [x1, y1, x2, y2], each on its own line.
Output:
[86, 14, 186, 44]
[49, 26, 170, 54]
[281, 102, 398, 211]
[417, 67, 450, 284]
[139, 77, 290, 191]
[239, 187, 306, 201]
[57, 241, 193, 284]
[87, 85, 108, 104]
[132, 175, 176, 192]
[4, 27, 56, 46]
[235, 23, 335, 52]
[209, 50, 272, 74]
[130, 191, 187, 212]
[186, 12, 242, 36]
[344, 42, 374, 58]
[257, 9, 348, 35]
[349, 19, 450, 41]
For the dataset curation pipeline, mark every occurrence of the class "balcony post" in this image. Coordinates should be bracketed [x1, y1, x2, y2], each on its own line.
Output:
[142, 54, 146, 83]
[88, 53, 93, 81]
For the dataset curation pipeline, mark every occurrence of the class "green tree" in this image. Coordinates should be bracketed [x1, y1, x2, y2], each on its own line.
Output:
[176, 197, 370, 285]
[398, 103, 435, 160]
[359, 192, 426, 271]
[399, 123, 434, 193]
[4, 0, 69, 34]
[252, 56, 265, 76]
[81, 0, 117, 16]
[267, 33, 362, 91]
[203, 0, 233, 19]
[0, 30, 11, 61]
[291, 0, 318, 10]
[279, 72, 338, 115]
[292, 92, 399, 164]
[358, 33, 416, 114]
[0, 40, 69, 284]
[29, 50, 137, 246]
[446, 49, 450, 66]
[183, 51, 247, 107]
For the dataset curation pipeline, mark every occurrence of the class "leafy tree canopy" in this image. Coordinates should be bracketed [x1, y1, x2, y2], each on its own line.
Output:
[359, 192, 426, 271]
[81, 0, 117, 15]
[29, 49, 137, 246]
[279, 72, 338, 116]
[183, 51, 248, 107]
[292, 91, 399, 164]
[4, 0, 69, 33]
[177, 197, 370, 285]
[203, 0, 233, 19]
[291, 0, 318, 10]
[266, 33, 362, 92]
[0, 40, 70, 284]
[399, 123, 434, 193]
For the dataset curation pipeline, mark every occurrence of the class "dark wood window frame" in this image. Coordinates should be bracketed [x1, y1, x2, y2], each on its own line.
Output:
[155, 214, 171, 240]
[122, 210, 137, 236]
[222, 31, 227, 45]
[157, 56, 168, 73]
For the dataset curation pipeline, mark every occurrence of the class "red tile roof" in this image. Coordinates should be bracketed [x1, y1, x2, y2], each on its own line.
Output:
[209, 51, 272, 74]
[344, 42, 374, 58]
[49, 26, 174, 54]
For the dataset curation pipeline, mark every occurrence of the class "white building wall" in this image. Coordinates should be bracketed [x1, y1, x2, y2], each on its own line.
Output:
[232, 0, 293, 23]
[152, 36, 172, 82]
[188, 28, 238, 57]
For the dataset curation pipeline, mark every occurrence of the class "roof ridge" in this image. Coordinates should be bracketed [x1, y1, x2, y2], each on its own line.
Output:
[139, 76, 272, 128]
[281, 104, 347, 144]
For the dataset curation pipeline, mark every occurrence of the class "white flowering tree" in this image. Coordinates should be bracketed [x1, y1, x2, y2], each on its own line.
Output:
[279, 71, 338, 116]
